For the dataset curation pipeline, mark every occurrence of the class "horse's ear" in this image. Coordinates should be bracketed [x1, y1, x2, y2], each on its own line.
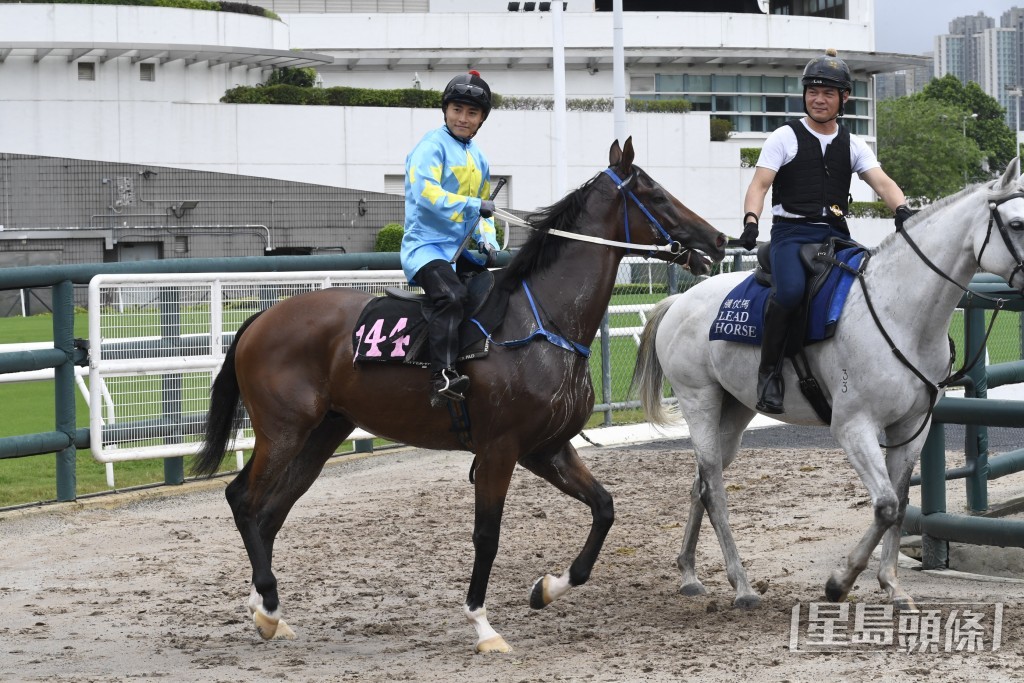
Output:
[620, 136, 635, 174]
[609, 139, 622, 167]
[1004, 156, 1023, 188]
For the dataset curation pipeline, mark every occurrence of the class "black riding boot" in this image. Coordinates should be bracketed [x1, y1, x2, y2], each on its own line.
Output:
[756, 299, 795, 414]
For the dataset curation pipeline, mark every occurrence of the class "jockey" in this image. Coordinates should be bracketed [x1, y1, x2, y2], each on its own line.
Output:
[739, 49, 912, 414]
[401, 70, 500, 406]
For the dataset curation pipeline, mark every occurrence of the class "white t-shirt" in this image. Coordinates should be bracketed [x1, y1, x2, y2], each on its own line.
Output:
[756, 118, 880, 218]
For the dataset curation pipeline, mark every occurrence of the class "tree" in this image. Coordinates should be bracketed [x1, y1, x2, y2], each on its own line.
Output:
[264, 67, 318, 88]
[876, 95, 984, 202]
[920, 74, 1015, 179]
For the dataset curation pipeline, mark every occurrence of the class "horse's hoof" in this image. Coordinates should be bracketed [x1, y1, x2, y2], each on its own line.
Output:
[824, 576, 847, 603]
[530, 576, 550, 609]
[679, 582, 707, 597]
[894, 596, 918, 612]
[475, 635, 512, 654]
[252, 609, 280, 640]
[272, 619, 297, 640]
[734, 593, 761, 610]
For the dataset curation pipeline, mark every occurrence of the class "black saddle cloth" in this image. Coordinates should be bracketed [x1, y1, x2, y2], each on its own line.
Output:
[352, 269, 514, 366]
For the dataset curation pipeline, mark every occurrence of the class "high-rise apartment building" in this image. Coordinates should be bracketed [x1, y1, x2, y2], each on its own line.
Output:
[935, 9, 1024, 130]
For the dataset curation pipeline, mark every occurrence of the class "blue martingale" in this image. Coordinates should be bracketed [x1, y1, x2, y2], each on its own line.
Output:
[709, 248, 866, 345]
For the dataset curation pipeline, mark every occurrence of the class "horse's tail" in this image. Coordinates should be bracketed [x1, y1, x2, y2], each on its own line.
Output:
[192, 311, 263, 477]
[630, 294, 681, 427]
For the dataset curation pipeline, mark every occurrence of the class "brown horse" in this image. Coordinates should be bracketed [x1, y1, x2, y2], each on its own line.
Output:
[193, 138, 727, 653]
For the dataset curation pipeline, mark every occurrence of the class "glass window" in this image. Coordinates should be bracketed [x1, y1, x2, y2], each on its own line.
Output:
[748, 116, 766, 133]
[714, 95, 736, 112]
[685, 75, 712, 92]
[655, 74, 683, 94]
[714, 75, 737, 92]
[785, 76, 802, 93]
[763, 76, 786, 93]
[787, 96, 803, 112]
[737, 75, 760, 93]
[766, 115, 788, 130]
[738, 95, 760, 111]
[765, 96, 787, 112]
[687, 95, 712, 111]
[853, 80, 868, 97]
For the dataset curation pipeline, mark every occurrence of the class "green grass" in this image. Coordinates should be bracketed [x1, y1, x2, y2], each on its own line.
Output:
[2, 302, 1021, 509]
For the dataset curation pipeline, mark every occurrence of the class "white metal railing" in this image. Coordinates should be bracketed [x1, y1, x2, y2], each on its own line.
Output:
[87, 271, 412, 467]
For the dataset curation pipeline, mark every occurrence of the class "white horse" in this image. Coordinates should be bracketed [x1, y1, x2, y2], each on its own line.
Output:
[632, 158, 1024, 610]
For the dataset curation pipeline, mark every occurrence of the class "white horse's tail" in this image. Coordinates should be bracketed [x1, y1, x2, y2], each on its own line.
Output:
[631, 294, 682, 426]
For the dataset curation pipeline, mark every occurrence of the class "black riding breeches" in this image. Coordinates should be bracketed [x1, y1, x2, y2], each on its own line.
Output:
[414, 259, 467, 373]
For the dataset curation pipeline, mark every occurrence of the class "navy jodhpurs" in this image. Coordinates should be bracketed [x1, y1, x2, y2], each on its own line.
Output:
[768, 221, 851, 310]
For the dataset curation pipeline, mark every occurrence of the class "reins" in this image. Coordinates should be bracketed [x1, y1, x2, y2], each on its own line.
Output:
[491, 168, 692, 258]
[478, 165, 701, 358]
[854, 193, 1020, 449]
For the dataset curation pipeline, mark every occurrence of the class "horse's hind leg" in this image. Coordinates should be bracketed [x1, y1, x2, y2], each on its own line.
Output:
[520, 443, 615, 612]
[680, 393, 760, 608]
[227, 413, 354, 640]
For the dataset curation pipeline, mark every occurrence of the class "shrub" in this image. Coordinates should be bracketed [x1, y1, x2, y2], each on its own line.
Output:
[740, 147, 761, 168]
[264, 67, 318, 88]
[848, 201, 890, 219]
[375, 223, 404, 252]
[710, 117, 732, 141]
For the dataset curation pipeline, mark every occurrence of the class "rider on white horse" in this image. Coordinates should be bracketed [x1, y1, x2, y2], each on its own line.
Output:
[739, 49, 913, 414]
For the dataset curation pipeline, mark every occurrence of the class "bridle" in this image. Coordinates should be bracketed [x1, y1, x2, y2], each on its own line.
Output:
[491, 166, 708, 270]
[855, 189, 1022, 448]
[978, 190, 1024, 289]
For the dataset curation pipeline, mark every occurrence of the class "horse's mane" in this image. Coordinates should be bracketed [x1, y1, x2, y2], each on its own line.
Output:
[869, 182, 983, 255]
[502, 172, 605, 283]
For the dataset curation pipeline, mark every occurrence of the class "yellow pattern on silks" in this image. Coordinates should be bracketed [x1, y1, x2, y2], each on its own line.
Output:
[417, 152, 484, 224]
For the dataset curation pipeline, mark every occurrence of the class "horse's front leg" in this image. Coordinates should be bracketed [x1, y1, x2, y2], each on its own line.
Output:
[464, 449, 520, 654]
[876, 437, 923, 610]
[519, 443, 615, 610]
[826, 424, 903, 603]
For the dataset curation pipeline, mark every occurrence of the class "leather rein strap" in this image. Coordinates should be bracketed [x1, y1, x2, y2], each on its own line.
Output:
[855, 195, 1019, 449]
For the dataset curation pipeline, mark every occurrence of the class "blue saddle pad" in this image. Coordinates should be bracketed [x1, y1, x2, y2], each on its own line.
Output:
[709, 248, 865, 345]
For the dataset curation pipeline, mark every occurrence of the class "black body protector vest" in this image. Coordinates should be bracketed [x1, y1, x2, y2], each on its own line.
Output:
[771, 120, 852, 228]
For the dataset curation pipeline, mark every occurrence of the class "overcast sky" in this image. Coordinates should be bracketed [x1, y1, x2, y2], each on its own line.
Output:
[874, 1, 1024, 54]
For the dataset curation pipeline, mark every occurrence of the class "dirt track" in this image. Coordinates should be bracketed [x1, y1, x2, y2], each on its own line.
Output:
[1, 428, 1022, 682]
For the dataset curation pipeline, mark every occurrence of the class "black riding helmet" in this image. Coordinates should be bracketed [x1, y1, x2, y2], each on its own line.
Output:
[442, 70, 492, 121]
[801, 48, 852, 118]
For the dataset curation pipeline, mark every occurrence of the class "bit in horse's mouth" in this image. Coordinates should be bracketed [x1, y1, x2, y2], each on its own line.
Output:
[677, 249, 713, 275]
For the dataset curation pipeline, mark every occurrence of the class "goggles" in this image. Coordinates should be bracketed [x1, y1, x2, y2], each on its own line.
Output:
[451, 82, 486, 98]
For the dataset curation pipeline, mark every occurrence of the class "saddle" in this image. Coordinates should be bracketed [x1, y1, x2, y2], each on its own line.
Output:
[752, 236, 863, 303]
[352, 269, 513, 366]
[709, 236, 868, 424]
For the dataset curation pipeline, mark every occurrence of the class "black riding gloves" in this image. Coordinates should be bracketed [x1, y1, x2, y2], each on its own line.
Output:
[740, 220, 759, 251]
[478, 240, 497, 267]
[479, 200, 495, 218]
[894, 204, 917, 230]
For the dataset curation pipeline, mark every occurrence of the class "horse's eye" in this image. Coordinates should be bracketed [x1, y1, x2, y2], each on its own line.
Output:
[1010, 219, 1024, 232]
